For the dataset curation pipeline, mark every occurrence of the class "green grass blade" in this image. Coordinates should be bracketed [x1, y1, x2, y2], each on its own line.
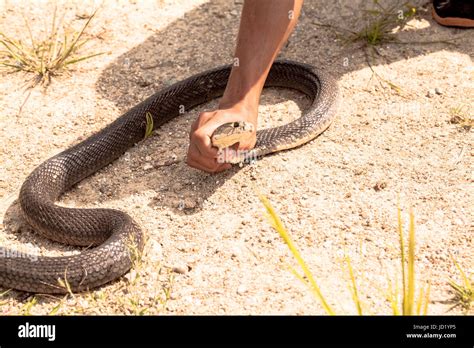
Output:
[145, 112, 154, 139]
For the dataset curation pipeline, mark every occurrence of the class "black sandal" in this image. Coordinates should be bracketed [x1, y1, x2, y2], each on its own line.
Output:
[432, 0, 474, 28]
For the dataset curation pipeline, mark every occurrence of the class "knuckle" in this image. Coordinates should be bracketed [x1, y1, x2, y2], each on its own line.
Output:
[190, 131, 202, 143]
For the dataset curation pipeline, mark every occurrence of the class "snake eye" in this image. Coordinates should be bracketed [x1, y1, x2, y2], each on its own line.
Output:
[233, 122, 240, 128]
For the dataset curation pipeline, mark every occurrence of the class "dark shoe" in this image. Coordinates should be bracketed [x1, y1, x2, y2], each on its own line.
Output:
[432, 0, 474, 27]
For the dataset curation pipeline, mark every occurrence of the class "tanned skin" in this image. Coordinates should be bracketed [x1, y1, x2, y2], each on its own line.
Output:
[186, 0, 303, 173]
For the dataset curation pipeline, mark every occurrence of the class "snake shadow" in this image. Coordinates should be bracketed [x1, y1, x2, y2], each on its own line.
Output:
[91, 0, 472, 211]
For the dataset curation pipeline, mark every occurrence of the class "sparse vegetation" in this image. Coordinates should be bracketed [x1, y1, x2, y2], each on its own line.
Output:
[315, 1, 417, 93]
[260, 195, 335, 315]
[20, 296, 37, 315]
[388, 207, 430, 315]
[348, 1, 417, 47]
[0, 289, 11, 307]
[0, 9, 102, 87]
[314, 1, 417, 49]
[448, 257, 473, 313]
[261, 195, 430, 315]
[449, 105, 473, 130]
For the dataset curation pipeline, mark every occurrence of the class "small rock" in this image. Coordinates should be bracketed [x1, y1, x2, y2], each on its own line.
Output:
[426, 90, 435, 98]
[435, 87, 443, 95]
[182, 198, 197, 210]
[124, 269, 138, 282]
[373, 181, 387, 191]
[172, 265, 188, 274]
[143, 163, 153, 170]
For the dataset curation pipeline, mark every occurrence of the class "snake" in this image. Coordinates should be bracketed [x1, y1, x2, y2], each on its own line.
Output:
[0, 60, 339, 293]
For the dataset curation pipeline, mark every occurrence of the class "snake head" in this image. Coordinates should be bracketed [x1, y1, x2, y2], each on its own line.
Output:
[211, 121, 256, 164]
[210, 121, 255, 149]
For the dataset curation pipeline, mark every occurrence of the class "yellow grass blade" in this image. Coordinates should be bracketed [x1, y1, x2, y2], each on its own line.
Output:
[386, 278, 400, 315]
[56, 10, 96, 67]
[423, 282, 431, 315]
[64, 52, 104, 65]
[345, 255, 363, 315]
[416, 286, 424, 315]
[145, 112, 154, 139]
[406, 208, 416, 315]
[397, 204, 407, 314]
[452, 257, 472, 290]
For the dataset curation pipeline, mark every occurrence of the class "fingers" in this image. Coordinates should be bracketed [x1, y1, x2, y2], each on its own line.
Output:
[186, 142, 231, 173]
[189, 112, 220, 161]
[187, 113, 231, 172]
[190, 127, 219, 159]
[187, 157, 231, 173]
[186, 109, 257, 173]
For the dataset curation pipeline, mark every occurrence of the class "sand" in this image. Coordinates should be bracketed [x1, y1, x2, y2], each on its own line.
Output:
[0, 0, 472, 315]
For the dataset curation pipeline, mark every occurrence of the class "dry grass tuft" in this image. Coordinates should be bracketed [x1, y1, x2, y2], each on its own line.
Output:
[0, 8, 102, 87]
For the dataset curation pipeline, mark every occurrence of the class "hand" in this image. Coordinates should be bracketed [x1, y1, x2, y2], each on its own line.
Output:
[186, 104, 257, 173]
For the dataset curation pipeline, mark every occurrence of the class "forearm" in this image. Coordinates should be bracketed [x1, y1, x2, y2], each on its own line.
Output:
[219, 0, 303, 122]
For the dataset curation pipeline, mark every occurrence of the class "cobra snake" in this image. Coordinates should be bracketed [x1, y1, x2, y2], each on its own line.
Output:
[0, 60, 339, 293]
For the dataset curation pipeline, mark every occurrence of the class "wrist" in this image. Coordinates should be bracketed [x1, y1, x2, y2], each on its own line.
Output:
[218, 98, 258, 126]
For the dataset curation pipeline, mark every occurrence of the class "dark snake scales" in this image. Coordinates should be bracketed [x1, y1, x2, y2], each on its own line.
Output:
[0, 60, 339, 293]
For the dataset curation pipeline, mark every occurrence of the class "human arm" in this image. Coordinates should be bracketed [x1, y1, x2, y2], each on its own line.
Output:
[186, 0, 303, 172]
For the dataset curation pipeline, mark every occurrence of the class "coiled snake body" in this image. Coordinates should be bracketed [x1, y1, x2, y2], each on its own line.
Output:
[0, 60, 339, 293]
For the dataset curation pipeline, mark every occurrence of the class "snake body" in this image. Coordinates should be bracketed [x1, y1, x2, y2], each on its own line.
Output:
[0, 60, 339, 293]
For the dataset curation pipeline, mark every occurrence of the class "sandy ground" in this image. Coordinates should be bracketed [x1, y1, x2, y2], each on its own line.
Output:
[0, 0, 472, 315]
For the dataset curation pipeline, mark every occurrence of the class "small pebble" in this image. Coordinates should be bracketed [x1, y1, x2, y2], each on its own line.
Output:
[373, 181, 387, 191]
[143, 163, 153, 170]
[426, 90, 435, 98]
[124, 269, 138, 282]
[435, 87, 443, 95]
[172, 265, 188, 274]
[237, 284, 247, 295]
